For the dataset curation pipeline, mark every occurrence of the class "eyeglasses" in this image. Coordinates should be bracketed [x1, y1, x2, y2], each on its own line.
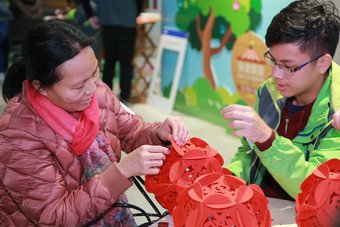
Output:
[264, 51, 323, 77]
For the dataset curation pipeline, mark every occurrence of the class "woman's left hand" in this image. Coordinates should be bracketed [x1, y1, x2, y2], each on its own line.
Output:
[157, 116, 189, 146]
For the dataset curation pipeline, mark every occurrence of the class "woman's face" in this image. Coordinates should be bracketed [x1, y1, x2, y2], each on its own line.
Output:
[40, 46, 99, 112]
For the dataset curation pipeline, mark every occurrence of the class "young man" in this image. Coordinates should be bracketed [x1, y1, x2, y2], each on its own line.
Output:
[221, 0, 340, 200]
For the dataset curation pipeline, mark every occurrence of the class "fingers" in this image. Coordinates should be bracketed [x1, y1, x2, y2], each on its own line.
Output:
[137, 147, 167, 176]
[160, 116, 189, 146]
[221, 104, 253, 121]
[221, 104, 271, 143]
[139, 159, 164, 173]
[146, 167, 161, 175]
[143, 145, 169, 156]
[171, 117, 189, 146]
[227, 119, 249, 130]
[332, 120, 340, 130]
[332, 111, 340, 130]
[118, 145, 168, 177]
[221, 104, 252, 115]
[177, 133, 190, 146]
[231, 127, 251, 138]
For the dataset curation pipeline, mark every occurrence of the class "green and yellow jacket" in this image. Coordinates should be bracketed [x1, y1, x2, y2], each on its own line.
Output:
[227, 62, 340, 199]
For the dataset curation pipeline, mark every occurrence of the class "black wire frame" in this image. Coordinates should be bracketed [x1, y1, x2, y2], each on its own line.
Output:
[83, 176, 168, 227]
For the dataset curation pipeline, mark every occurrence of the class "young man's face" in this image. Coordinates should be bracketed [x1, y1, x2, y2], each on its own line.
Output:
[266, 43, 326, 105]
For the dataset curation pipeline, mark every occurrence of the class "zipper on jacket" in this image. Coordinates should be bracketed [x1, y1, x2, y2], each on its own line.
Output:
[246, 138, 254, 154]
[285, 118, 289, 134]
[247, 155, 258, 184]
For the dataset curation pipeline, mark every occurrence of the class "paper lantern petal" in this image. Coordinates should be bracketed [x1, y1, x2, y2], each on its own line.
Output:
[235, 185, 254, 204]
[312, 163, 330, 179]
[190, 137, 209, 148]
[185, 207, 202, 227]
[169, 160, 185, 183]
[182, 149, 207, 160]
[236, 204, 253, 227]
[203, 194, 234, 209]
[314, 179, 331, 207]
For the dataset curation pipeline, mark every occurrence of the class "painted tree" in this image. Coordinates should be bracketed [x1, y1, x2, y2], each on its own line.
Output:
[176, 0, 262, 89]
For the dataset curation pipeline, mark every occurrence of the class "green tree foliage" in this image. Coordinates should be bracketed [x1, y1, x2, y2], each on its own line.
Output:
[175, 0, 262, 51]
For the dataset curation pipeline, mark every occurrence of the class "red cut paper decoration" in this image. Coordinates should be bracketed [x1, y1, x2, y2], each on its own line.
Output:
[172, 172, 271, 227]
[296, 158, 340, 227]
[145, 137, 271, 227]
[145, 137, 231, 213]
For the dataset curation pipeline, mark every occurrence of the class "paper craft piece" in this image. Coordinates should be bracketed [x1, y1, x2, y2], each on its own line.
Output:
[296, 158, 340, 227]
[145, 137, 231, 213]
[172, 172, 271, 227]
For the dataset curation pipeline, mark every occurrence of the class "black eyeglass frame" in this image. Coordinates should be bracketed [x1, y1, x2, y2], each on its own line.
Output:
[264, 51, 323, 76]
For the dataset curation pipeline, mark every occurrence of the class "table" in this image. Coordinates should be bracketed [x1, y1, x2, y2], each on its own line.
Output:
[131, 13, 161, 102]
[150, 197, 297, 226]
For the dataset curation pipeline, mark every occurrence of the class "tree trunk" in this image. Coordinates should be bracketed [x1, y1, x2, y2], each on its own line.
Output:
[201, 10, 216, 89]
[196, 10, 233, 89]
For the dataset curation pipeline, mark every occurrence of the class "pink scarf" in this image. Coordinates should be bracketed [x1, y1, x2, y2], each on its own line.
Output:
[25, 81, 100, 155]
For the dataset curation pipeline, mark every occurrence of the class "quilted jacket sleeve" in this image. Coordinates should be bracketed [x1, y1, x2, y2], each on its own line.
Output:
[97, 81, 163, 153]
[114, 97, 163, 153]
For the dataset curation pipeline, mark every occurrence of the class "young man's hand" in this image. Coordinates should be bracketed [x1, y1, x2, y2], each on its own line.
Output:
[221, 104, 272, 143]
[332, 110, 340, 130]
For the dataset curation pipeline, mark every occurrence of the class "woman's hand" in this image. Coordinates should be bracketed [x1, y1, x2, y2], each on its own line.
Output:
[116, 145, 169, 178]
[156, 116, 189, 146]
[220, 104, 272, 143]
[332, 110, 340, 130]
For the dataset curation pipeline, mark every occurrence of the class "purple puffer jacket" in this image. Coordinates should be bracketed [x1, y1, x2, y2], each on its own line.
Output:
[0, 80, 162, 226]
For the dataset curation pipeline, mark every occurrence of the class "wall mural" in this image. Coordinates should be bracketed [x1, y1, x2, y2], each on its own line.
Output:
[232, 31, 272, 105]
[160, 0, 293, 131]
[175, 0, 262, 89]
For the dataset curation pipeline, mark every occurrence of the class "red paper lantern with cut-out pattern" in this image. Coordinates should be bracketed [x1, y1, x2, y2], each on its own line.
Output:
[172, 172, 271, 227]
[296, 158, 340, 227]
[145, 137, 231, 213]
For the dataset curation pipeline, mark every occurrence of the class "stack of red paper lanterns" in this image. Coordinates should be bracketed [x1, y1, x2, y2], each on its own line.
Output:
[145, 137, 230, 212]
[296, 158, 340, 227]
[145, 137, 271, 226]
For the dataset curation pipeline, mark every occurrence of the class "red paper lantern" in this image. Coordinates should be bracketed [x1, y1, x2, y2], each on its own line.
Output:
[145, 137, 231, 213]
[172, 172, 271, 227]
[296, 158, 340, 227]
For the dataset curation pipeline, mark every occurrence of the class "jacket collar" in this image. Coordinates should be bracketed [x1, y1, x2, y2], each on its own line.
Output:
[264, 62, 339, 143]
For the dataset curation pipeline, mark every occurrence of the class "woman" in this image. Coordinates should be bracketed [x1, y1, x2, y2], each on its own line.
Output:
[0, 20, 189, 226]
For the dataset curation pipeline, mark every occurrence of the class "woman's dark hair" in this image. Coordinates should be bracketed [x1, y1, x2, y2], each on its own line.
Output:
[2, 20, 94, 102]
[265, 0, 340, 59]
